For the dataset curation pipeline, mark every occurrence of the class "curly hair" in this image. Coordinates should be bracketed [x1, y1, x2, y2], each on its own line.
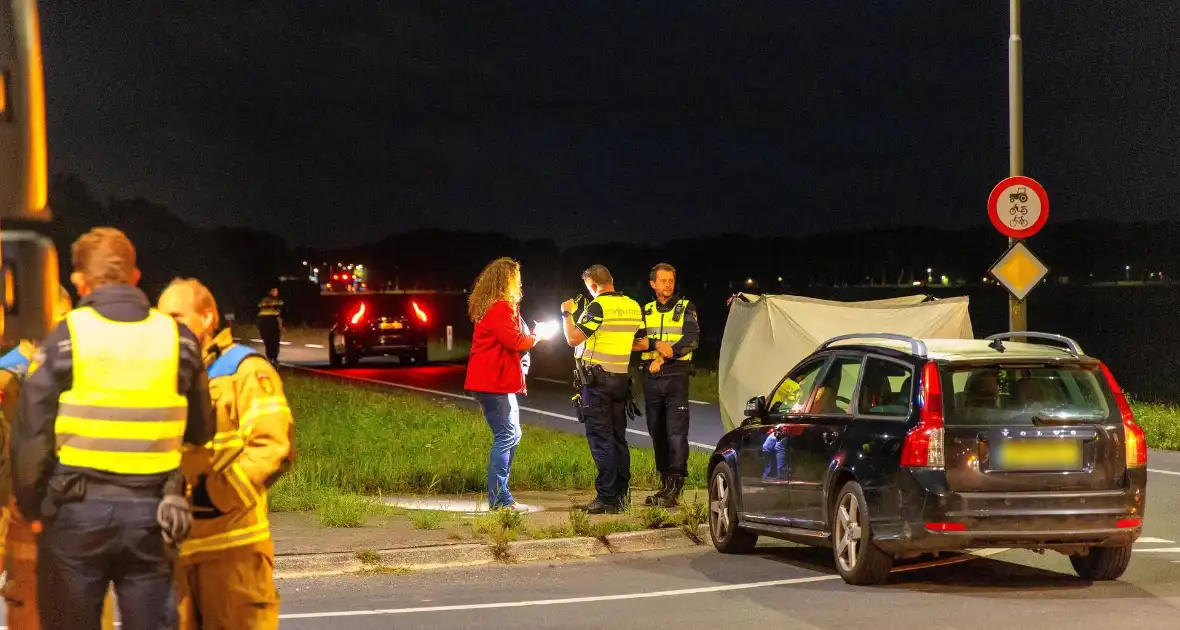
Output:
[468, 257, 522, 323]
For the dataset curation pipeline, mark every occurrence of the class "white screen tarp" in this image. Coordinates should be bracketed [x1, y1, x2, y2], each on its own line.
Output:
[718, 294, 973, 432]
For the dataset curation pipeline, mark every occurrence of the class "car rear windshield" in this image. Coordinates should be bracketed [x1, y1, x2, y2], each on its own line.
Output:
[940, 363, 1115, 427]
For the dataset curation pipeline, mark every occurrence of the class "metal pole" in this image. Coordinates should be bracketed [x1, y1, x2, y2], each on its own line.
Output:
[1008, 0, 1027, 332]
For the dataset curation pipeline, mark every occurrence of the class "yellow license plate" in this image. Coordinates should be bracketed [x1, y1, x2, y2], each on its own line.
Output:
[379, 322, 404, 330]
[993, 439, 1082, 471]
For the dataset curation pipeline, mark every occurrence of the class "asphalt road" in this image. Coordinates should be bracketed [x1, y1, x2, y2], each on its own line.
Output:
[276, 530, 1180, 630]
[260, 342, 727, 451]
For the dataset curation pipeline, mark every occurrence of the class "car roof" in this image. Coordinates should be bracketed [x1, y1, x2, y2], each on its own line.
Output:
[823, 337, 1088, 362]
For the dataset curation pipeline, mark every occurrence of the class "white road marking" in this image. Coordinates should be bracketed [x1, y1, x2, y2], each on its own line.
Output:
[1133, 546, 1180, 553]
[689, 400, 710, 405]
[1148, 468, 1180, 477]
[273, 549, 1006, 621]
[250, 338, 263, 343]
[535, 377, 567, 385]
[280, 341, 292, 346]
[1135, 537, 1174, 544]
[305, 344, 325, 349]
[292, 367, 715, 450]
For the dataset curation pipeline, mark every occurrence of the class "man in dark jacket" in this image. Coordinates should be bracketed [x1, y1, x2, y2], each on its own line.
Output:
[12, 227, 215, 630]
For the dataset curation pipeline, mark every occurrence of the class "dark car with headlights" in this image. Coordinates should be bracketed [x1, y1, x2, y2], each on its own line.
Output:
[707, 332, 1148, 585]
[328, 295, 433, 367]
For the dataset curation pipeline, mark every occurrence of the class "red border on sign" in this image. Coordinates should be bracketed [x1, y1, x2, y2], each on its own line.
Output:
[988, 176, 1049, 239]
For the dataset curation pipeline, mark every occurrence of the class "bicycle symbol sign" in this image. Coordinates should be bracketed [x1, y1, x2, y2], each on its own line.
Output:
[988, 176, 1049, 239]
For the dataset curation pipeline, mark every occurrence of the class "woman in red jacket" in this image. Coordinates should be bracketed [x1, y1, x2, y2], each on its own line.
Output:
[464, 257, 554, 510]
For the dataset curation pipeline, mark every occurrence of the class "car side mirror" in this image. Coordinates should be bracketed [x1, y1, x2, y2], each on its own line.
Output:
[743, 396, 767, 422]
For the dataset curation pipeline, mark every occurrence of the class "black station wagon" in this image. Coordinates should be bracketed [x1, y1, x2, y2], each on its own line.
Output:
[707, 332, 1148, 585]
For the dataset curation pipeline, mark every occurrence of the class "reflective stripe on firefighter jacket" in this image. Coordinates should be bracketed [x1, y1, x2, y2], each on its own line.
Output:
[639, 298, 693, 363]
[580, 293, 643, 374]
[179, 329, 294, 560]
[257, 297, 283, 318]
[56, 308, 188, 475]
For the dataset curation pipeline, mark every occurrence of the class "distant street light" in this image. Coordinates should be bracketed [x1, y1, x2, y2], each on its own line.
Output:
[1125, 265, 1131, 281]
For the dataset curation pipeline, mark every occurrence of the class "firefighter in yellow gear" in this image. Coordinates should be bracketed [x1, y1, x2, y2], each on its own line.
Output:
[0, 287, 117, 630]
[158, 278, 295, 630]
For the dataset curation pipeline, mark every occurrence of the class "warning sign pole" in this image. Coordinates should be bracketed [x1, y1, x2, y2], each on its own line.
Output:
[1008, 0, 1027, 333]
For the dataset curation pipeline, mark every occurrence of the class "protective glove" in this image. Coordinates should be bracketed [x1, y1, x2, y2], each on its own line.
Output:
[157, 494, 193, 546]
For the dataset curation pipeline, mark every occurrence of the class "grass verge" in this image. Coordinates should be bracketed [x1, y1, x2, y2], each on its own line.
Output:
[1131, 402, 1180, 451]
[269, 374, 710, 522]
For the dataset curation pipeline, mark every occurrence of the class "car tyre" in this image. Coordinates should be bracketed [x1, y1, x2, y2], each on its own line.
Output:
[832, 480, 893, 586]
[1070, 545, 1132, 581]
[709, 462, 757, 554]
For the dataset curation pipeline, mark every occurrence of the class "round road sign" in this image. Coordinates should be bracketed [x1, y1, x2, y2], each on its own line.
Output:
[988, 176, 1049, 239]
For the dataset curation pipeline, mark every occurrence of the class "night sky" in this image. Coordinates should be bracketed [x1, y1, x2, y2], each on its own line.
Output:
[38, 2, 1179, 247]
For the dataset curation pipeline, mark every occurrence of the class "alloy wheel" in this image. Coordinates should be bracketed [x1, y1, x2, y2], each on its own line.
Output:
[835, 491, 863, 573]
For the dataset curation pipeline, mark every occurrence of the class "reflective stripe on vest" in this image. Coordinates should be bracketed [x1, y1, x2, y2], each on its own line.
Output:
[640, 298, 693, 362]
[56, 307, 187, 475]
[582, 294, 642, 374]
[257, 297, 283, 317]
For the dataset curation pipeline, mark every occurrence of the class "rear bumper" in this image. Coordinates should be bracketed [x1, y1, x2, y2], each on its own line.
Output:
[870, 467, 1147, 554]
[338, 332, 428, 355]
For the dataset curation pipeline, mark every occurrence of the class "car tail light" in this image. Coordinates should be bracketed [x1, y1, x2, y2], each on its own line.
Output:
[411, 300, 428, 323]
[350, 302, 367, 325]
[1099, 362, 1147, 468]
[925, 522, 967, 532]
[1115, 518, 1142, 529]
[901, 361, 945, 468]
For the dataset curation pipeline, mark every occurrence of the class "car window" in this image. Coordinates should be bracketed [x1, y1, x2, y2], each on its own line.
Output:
[941, 363, 1114, 427]
[768, 358, 826, 415]
[813, 356, 862, 416]
[858, 357, 914, 417]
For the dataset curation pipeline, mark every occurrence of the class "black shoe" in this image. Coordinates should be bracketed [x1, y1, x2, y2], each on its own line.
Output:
[583, 498, 624, 515]
[655, 475, 685, 508]
[645, 475, 671, 506]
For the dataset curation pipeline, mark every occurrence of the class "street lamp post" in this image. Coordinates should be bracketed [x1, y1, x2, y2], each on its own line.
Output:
[1008, 0, 1027, 332]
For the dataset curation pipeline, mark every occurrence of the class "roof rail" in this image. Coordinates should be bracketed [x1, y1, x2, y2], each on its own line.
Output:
[984, 332, 1083, 355]
[818, 333, 928, 358]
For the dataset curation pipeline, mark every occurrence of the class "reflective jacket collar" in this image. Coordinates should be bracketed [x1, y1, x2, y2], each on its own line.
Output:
[203, 328, 236, 369]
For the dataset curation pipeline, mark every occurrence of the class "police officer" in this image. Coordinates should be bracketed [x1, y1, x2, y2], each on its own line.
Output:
[158, 278, 295, 630]
[256, 288, 284, 365]
[12, 227, 215, 630]
[634, 263, 699, 508]
[561, 265, 644, 514]
[0, 287, 118, 630]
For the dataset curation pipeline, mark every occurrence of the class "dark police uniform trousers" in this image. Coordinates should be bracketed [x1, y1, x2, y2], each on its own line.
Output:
[257, 315, 281, 363]
[581, 370, 632, 505]
[643, 371, 691, 477]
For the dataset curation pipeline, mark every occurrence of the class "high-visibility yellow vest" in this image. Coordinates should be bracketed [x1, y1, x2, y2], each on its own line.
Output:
[640, 298, 693, 363]
[257, 297, 283, 318]
[56, 307, 188, 475]
[581, 294, 643, 374]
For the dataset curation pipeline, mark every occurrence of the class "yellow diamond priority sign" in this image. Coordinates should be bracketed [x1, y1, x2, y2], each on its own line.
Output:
[990, 241, 1049, 302]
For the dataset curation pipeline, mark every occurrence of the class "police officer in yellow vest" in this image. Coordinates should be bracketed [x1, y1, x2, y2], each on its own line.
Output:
[12, 227, 215, 630]
[0, 287, 118, 630]
[634, 263, 699, 508]
[157, 278, 295, 630]
[256, 288, 284, 365]
[561, 265, 644, 514]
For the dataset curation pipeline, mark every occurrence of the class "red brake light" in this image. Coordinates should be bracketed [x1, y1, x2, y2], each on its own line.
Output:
[412, 301, 428, 323]
[1115, 518, 1143, 529]
[1099, 362, 1147, 468]
[350, 302, 367, 325]
[901, 361, 945, 468]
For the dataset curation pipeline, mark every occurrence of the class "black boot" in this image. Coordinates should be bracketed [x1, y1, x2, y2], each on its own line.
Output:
[655, 475, 684, 508]
[645, 475, 671, 506]
[582, 498, 624, 515]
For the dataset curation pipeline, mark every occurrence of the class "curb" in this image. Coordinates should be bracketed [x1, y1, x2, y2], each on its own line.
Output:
[274, 525, 714, 579]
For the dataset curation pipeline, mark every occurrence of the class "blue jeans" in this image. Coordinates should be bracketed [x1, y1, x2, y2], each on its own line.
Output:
[473, 392, 522, 509]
